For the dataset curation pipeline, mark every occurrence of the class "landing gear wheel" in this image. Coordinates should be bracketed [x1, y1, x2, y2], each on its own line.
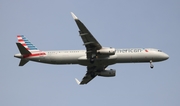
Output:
[90, 54, 96, 64]
[150, 65, 154, 69]
[90, 73, 96, 78]
[90, 58, 95, 64]
[92, 54, 96, 58]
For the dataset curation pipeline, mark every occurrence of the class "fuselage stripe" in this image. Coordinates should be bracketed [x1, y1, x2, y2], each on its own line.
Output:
[23, 52, 46, 58]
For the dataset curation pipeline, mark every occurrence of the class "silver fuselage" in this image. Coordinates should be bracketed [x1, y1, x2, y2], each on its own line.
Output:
[14, 48, 169, 66]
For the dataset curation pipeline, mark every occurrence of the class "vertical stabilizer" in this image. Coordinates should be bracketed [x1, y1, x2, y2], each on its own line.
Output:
[16, 43, 31, 54]
[15, 43, 30, 66]
[17, 35, 39, 51]
[15, 35, 39, 66]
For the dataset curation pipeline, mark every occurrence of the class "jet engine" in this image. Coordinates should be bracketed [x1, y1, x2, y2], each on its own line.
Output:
[96, 69, 116, 77]
[97, 47, 116, 55]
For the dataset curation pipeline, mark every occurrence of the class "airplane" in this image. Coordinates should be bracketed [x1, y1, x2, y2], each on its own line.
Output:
[14, 12, 169, 85]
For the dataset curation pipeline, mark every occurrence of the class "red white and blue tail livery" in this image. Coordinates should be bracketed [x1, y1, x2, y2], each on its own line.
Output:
[15, 35, 45, 66]
[14, 12, 169, 85]
[17, 35, 38, 51]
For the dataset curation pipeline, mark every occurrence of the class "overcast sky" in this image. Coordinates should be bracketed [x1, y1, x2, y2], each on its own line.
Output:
[1, 0, 180, 106]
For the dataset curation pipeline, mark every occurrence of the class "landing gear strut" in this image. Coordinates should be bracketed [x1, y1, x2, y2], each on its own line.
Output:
[150, 60, 154, 69]
[90, 72, 96, 78]
[90, 58, 95, 63]
[90, 54, 96, 64]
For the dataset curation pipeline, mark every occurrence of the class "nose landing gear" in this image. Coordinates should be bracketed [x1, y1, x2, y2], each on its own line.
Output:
[150, 60, 154, 69]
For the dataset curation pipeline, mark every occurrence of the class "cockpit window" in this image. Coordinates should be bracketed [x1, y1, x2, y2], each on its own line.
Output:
[158, 50, 162, 52]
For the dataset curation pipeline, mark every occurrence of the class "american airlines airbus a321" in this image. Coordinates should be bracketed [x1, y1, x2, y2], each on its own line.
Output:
[14, 12, 169, 85]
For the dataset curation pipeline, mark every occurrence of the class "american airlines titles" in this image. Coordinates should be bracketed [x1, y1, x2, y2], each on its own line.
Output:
[117, 49, 143, 53]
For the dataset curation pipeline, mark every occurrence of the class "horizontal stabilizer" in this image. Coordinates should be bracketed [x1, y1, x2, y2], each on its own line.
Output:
[16, 43, 31, 55]
[19, 59, 29, 66]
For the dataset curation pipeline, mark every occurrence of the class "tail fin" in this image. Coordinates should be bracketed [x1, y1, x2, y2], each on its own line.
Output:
[16, 35, 39, 66]
[17, 35, 39, 51]
[16, 43, 31, 54]
[15, 43, 30, 66]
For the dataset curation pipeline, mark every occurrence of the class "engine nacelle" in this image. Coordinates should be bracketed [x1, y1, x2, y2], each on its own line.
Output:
[97, 47, 116, 55]
[96, 69, 116, 77]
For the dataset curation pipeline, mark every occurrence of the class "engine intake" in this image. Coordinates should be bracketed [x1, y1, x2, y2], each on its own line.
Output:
[97, 47, 116, 55]
[96, 69, 116, 77]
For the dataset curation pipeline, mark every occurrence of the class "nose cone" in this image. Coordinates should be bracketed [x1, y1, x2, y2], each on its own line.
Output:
[162, 53, 169, 60]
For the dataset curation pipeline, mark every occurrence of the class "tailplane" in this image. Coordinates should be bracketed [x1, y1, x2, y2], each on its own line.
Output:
[15, 43, 30, 66]
[19, 59, 29, 66]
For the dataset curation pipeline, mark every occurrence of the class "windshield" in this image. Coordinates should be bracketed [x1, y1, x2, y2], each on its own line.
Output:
[158, 50, 162, 52]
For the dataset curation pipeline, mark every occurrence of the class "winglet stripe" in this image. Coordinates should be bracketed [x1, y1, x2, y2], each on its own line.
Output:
[71, 12, 78, 20]
[75, 78, 80, 85]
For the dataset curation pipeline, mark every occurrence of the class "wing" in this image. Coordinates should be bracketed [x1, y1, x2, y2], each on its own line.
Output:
[75, 66, 97, 85]
[71, 12, 102, 58]
[76, 73, 97, 85]
[71, 12, 109, 85]
[75, 66, 106, 85]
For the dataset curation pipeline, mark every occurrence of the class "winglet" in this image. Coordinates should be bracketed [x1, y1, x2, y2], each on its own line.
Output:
[71, 12, 78, 20]
[75, 78, 80, 85]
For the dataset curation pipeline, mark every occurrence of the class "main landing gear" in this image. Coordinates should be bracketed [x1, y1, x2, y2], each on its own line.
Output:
[90, 72, 96, 78]
[90, 54, 96, 64]
[150, 60, 154, 69]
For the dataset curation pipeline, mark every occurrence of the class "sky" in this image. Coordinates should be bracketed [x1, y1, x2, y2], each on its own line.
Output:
[1, 0, 180, 106]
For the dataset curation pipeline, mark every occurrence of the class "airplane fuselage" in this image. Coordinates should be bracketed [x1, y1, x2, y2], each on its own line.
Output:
[15, 48, 169, 66]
